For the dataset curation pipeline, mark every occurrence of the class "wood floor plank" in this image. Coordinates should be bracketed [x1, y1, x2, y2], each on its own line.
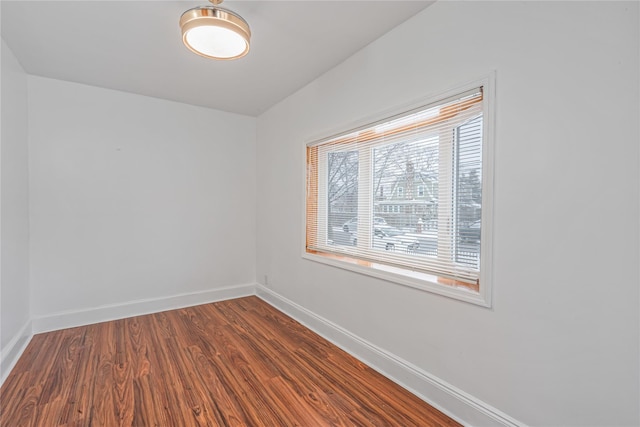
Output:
[1, 296, 461, 426]
[219, 304, 362, 421]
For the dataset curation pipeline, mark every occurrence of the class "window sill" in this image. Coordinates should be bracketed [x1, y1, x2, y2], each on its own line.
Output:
[302, 250, 490, 307]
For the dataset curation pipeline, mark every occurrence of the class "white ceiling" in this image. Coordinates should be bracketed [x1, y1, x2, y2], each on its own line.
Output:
[1, 1, 433, 116]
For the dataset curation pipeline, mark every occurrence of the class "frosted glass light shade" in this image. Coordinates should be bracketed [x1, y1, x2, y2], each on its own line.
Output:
[180, 6, 251, 60]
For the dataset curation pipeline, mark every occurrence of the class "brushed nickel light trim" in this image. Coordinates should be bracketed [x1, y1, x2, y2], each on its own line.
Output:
[180, 0, 251, 60]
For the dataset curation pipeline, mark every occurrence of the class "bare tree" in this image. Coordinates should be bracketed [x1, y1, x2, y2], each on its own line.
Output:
[327, 151, 358, 241]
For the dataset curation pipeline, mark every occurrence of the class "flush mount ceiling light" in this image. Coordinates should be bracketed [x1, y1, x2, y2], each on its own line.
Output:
[180, 0, 251, 60]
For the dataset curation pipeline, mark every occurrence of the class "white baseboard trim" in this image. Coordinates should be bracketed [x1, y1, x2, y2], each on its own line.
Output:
[1, 319, 33, 385]
[256, 284, 524, 427]
[32, 283, 256, 334]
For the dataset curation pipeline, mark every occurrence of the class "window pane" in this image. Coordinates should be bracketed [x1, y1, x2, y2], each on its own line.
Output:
[327, 150, 358, 246]
[373, 136, 439, 256]
[455, 115, 483, 267]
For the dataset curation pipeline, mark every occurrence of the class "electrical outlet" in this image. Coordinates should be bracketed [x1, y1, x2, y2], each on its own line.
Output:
[264, 275, 269, 286]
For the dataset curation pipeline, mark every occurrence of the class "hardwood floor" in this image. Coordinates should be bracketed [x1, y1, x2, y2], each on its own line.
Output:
[0, 296, 460, 426]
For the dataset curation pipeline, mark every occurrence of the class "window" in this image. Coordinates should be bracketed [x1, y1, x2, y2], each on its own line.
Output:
[305, 77, 494, 306]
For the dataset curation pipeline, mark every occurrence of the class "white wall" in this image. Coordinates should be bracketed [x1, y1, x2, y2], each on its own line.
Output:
[28, 76, 256, 323]
[256, 2, 639, 425]
[0, 39, 31, 375]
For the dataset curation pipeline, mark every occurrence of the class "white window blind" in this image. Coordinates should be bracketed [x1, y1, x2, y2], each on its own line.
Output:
[306, 87, 485, 288]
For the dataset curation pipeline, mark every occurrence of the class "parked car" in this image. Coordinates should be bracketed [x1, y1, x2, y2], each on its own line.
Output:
[459, 220, 481, 243]
[342, 216, 387, 233]
[351, 227, 420, 252]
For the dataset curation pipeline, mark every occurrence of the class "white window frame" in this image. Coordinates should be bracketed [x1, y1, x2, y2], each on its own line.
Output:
[302, 74, 495, 307]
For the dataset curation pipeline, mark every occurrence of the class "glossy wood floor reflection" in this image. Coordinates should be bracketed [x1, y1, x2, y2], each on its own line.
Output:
[0, 296, 460, 426]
